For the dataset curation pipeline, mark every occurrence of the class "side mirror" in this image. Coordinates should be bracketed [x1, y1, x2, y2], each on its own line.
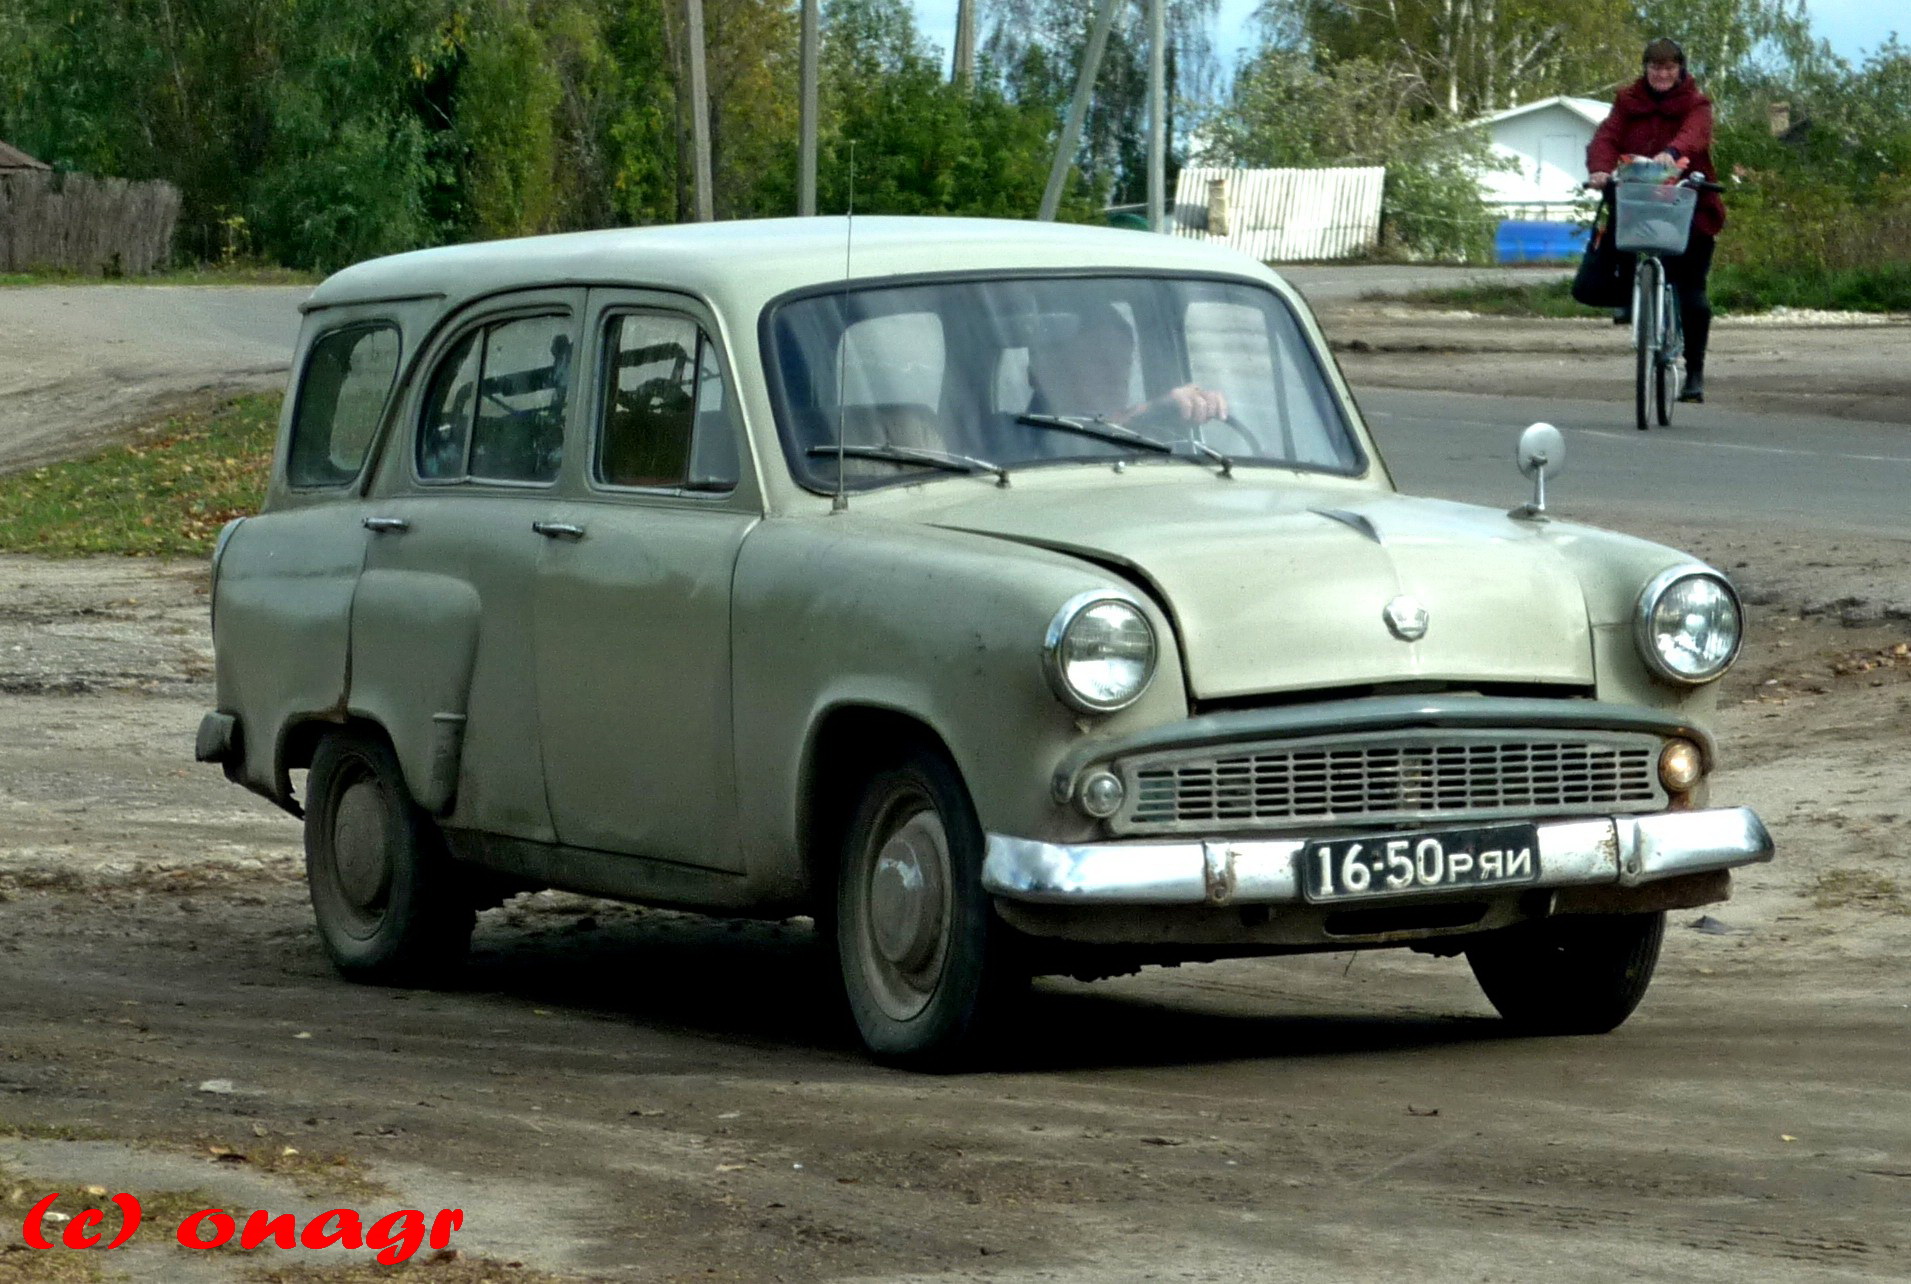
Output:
[1510, 423, 1564, 520]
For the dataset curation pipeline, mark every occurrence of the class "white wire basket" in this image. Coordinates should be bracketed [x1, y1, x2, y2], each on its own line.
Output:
[1613, 182, 1698, 255]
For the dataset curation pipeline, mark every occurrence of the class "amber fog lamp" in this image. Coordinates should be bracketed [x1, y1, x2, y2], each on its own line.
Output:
[1079, 770, 1126, 819]
[1659, 738, 1704, 792]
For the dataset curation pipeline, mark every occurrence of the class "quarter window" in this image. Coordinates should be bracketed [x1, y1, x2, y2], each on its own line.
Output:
[596, 313, 739, 492]
[287, 324, 400, 487]
[417, 314, 573, 483]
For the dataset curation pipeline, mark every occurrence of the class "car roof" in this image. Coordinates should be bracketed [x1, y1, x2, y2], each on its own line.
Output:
[302, 216, 1286, 318]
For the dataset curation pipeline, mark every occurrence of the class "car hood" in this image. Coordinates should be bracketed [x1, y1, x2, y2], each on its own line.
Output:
[926, 480, 1596, 700]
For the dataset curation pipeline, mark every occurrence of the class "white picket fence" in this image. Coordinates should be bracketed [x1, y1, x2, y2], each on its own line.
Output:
[1171, 166, 1385, 262]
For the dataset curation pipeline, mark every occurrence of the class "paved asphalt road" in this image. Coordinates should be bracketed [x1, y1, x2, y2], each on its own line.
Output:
[1278, 263, 1572, 302]
[1359, 386, 1911, 537]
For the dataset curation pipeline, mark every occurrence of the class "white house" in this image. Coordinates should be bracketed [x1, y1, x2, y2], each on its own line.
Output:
[1470, 95, 1611, 218]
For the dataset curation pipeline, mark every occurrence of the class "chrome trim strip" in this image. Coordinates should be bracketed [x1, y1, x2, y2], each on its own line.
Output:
[1048, 696, 1717, 803]
[982, 806, 1772, 906]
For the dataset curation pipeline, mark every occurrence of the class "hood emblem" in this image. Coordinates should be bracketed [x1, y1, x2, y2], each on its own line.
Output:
[1384, 596, 1429, 642]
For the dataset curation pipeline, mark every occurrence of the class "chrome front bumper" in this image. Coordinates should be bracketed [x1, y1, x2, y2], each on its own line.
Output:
[982, 807, 1773, 907]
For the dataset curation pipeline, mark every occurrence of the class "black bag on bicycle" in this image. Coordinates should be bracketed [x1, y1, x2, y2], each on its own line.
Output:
[1571, 216, 1631, 308]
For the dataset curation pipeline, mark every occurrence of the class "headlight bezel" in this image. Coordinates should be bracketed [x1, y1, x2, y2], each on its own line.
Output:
[1633, 566, 1743, 686]
[1043, 590, 1158, 715]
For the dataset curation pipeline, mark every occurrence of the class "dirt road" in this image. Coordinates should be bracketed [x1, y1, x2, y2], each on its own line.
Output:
[1, 287, 1907, 1282]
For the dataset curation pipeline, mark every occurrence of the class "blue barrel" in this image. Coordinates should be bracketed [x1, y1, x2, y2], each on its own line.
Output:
[1494, 220, 1589, 264]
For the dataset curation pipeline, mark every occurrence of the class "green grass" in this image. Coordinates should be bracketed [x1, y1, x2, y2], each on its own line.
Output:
[0, 265, 319, 288]
[1710, 262, 1911, 313]
[1367, 279, 1586, 318]
[0, 394, 278, 556]
[1374, 263, 1911, 318]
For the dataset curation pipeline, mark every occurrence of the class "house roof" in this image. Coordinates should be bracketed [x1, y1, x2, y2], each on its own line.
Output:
[1470, 95, 1611, 130]
[0, 140, 51, 171]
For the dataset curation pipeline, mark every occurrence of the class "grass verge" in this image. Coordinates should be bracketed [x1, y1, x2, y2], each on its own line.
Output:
[0, 394, 278, 556]
[0, 265, 319, 288]
[1371, 264, 1911, 318]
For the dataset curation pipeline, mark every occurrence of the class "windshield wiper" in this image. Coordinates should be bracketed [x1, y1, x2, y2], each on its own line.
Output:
[1014, 412, 1171, 455]
[806, 443, 1010, 487]
[1014, 413, 1231, 477]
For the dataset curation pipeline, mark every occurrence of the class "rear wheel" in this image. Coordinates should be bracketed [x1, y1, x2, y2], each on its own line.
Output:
[835, 743, 1022, 1068]
[1466, 911, 1665, 1035]
[305, 729, 474, 984]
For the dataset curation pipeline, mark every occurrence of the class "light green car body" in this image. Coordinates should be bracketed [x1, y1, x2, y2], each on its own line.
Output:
[202, 217, 1766, 958]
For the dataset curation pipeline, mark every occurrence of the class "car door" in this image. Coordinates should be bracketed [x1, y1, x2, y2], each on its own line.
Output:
[531, 290, 760, 871]
[350, 289, 585, 842]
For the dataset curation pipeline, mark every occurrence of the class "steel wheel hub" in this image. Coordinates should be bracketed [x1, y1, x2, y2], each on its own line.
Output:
[332, 779, 392, 913]
[857, 805, 952, 1021]
[870, 820, 945, 972]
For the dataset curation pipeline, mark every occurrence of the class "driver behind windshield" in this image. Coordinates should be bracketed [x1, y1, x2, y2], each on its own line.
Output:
[1027, 303, 1229, 429]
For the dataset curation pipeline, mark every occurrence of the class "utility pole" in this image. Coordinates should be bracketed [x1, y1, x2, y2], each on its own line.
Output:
[952, 0, 976, 88]
[1148, 0, 1164, 231]
[686, 0, 714, 221]
[798, 0, 819, 214]
[1038, 0, 1122, 221]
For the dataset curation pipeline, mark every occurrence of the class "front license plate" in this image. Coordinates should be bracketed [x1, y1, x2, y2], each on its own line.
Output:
[1301, 825, 1541, 903]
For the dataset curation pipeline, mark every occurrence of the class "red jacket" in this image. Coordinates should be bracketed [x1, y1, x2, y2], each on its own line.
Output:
[1588, 74, 1726, 236]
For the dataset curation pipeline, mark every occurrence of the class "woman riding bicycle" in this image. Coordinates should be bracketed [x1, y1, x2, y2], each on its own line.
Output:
[1588, 37, 1725, 403]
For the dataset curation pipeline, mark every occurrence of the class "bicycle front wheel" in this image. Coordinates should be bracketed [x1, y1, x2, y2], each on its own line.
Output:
[1633, 258, 1658, 432]
[1655, 272, 1682, 426]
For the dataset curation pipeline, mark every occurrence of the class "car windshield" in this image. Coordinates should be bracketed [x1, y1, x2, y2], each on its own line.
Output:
[766, 274, 1365, 492]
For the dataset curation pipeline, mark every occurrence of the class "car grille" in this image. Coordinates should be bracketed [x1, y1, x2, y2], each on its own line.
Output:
[1113, 730, 1665, 835]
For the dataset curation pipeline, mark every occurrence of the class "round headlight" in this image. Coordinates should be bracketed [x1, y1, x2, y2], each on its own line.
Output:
[1045, 592, 1157, 713]
[1635, 568, 1742, 685]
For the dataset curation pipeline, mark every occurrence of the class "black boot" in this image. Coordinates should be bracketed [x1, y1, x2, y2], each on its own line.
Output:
[1679, 367, 1705, 403]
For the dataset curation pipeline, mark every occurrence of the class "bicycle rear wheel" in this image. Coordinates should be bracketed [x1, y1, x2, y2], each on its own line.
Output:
[1633, 259, 1657, 432]
[1654, 273, 1683, 425]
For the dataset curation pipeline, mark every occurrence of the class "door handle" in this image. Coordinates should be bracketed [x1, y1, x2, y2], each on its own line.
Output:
[532, 521, 586, 541]
[362, 517, 410, 534]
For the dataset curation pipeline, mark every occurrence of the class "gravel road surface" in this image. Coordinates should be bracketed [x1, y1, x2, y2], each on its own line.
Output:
[0, 281, 1905, 1283]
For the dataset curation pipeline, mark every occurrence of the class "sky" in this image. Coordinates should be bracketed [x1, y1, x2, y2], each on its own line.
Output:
[909, 0, 1903, 78]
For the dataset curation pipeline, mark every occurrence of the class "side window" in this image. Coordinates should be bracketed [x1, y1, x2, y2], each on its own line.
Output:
[597, 313, 739, 492]
[416, 313, 572, 483]
[287, 324, 400, 487]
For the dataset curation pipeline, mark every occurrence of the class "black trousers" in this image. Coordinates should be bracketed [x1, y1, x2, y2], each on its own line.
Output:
[1661, 230, 1716, 373]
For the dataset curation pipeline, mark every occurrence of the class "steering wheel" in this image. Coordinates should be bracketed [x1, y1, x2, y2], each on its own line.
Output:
[1198, 414, 1261, 455]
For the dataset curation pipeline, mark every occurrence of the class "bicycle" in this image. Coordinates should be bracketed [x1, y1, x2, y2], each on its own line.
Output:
[1597, 160, 1724, 431]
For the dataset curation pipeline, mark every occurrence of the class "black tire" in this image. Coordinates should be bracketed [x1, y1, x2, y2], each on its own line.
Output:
[1655, 277, 1682, 426]
[305, 729, 474, 984]
[1466, 911, 1665, 1035]
[1633, 263, 1656, 432]
[834, 743, 1022, 1068]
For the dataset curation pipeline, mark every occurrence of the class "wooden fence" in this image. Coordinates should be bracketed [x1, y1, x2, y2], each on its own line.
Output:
[0, 171, 181, 275]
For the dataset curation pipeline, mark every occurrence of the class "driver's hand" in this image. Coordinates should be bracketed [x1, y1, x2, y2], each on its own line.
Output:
[1588, 171, 1611, 190]
[1158, 383, 1229, 424]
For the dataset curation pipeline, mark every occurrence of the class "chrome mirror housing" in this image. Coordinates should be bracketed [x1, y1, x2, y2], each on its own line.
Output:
[1510, 422, 1565, 521]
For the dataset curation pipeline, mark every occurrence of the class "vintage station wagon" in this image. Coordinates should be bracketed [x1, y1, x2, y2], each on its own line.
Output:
[198, 217, 1772, 1066]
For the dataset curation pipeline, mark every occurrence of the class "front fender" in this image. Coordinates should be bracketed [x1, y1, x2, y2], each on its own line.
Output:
[731, 515, 1188, 890]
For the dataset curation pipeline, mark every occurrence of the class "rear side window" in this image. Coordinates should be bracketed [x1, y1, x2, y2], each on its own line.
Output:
[287, 324, 400, 487]
[417, 313, 573, 483]
[596, 313, 739, 492]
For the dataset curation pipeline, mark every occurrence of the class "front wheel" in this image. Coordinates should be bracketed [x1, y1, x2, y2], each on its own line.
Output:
[1633, 260, 1658, 431]
[1655, 275, 1683, 426]
[1465, 911, 1665, 1035]
[305, 729, 474, 984]
[835, 744, 1022, 1068]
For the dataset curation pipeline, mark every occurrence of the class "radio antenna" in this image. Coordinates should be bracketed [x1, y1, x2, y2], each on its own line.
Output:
[832, 142, 855, 513]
